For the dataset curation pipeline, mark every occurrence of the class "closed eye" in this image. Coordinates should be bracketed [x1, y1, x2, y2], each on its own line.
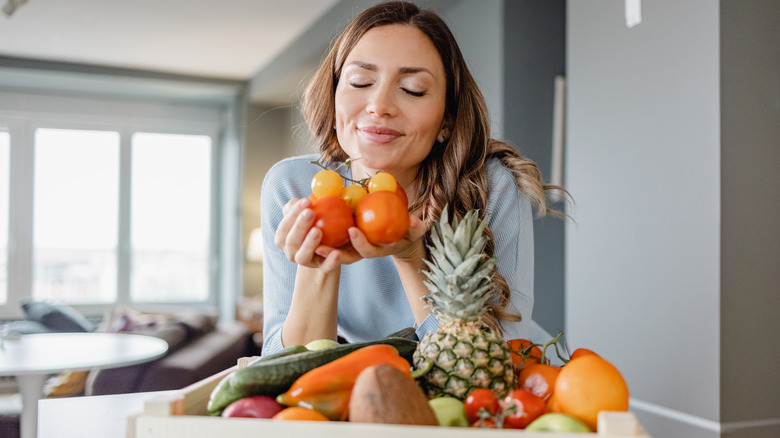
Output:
[349, 82, 371, 89]
[403, 88, 425, 97]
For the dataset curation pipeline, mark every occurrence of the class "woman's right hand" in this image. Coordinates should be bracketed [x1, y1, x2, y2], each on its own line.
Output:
[274, 197, 342, 272]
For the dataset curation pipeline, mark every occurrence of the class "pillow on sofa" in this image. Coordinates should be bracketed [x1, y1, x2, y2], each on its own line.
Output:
[1, 320, 52, 335]
[21, 300, 95, 332]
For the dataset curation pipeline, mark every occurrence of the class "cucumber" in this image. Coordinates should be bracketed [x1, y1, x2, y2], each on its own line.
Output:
[207, 344, 308, 415]
[245, 344, 308, 367]
[230, 336, 418, 397]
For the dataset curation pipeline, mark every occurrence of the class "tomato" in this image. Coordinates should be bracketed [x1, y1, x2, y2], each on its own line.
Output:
[340, 184, 368, 213]
[311, 169, 343, 199]
[309, 196, 354, 248]
[464, 388, 499, 423]
[355, 191, 409, 245]
[518, 363, 561, 402]
[395, 184, 408, 208]
[507, 339, 544, 370]
[545, 393, 562, 413]
[367, 172, 397, 193]
[502, 389, 546, 429]
[471, 418, 498, 428]
[554, 354, 629, 431]
[272, 406, 330, 421]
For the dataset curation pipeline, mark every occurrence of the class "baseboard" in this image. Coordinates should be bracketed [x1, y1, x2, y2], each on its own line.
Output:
[630, 398, 780, 438]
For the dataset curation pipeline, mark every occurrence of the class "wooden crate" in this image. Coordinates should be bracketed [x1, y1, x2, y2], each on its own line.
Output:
[129, 358, 650, 438]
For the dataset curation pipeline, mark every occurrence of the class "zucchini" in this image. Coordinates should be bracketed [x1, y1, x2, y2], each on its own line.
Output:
[206, 371, 243, 416]
[230, 336, 418, 397]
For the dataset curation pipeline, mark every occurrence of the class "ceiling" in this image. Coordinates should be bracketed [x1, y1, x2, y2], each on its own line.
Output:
[0, 0, 339, 80]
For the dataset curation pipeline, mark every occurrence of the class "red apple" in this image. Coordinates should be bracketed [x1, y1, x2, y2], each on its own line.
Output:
[221, 395, 284, 418]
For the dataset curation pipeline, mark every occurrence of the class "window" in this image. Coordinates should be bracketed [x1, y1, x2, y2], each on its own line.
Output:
[130, 133, 212, 302]
[33, 129, 120, 303]
[0, 130, 9, 304]
[0, 90, 236, 320]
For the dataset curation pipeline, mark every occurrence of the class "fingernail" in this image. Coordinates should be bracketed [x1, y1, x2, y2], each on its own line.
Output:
[301, 209, 313, 220]
[348, 228, 358, 239]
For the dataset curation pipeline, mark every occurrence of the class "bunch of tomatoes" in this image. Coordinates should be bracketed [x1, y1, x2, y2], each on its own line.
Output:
[309, 164, 409, 247]
[465, 333, 630, 431]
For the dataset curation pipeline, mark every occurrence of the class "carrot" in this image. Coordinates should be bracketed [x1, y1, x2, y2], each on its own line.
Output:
[276, 344, 412, 420]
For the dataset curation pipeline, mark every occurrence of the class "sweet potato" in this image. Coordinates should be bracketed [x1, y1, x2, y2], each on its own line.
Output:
[348, 363, 437, 425]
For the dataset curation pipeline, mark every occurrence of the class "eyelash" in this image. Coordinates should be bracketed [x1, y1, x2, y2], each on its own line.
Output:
[349, 82, 425, 97]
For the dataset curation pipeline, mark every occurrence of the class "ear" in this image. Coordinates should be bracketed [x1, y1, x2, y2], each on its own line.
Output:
[437, 118, 454, 143]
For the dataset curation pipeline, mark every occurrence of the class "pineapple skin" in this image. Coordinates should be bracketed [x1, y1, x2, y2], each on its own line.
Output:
[413, 328, 517, 400]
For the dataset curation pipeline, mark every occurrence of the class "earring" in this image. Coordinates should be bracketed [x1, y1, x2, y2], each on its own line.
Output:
[437, 126, 450, 143]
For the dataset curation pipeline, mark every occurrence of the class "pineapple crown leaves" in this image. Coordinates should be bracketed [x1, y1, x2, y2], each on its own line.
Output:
[421, 207, 495, 324]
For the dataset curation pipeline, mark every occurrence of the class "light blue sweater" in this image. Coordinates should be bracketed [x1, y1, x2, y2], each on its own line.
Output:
[260, 154, 534, 355]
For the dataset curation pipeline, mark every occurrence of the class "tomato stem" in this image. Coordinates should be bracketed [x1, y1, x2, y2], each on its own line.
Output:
[310, 159, 370, 188]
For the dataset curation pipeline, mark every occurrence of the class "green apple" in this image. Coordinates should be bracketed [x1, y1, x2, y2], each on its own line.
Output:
[428, 397, 470, 427]
[525, 413, 592, 432]
[304, 339, 340, 351]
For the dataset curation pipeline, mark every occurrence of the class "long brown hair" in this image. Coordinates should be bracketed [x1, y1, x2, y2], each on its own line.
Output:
[301, 1, 562, 334]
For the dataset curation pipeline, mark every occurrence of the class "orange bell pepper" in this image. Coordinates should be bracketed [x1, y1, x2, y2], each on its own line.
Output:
[276, 344, 412, 421]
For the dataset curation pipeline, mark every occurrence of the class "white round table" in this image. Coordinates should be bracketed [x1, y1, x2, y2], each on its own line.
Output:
[0, 332, 169, 438]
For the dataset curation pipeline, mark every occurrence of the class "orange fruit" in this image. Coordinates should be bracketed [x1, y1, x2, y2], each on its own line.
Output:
[570, 347, 599, 360]
[554, 354, 629, 431]
[272, 406, 330, 421]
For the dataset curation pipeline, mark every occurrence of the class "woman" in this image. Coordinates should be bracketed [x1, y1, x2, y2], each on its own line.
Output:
[260, 1, 560, 355]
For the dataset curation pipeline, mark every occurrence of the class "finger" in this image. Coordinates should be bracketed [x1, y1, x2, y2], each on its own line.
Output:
[348, 227, 383, 258]
[294, 227, 322, 266]
[318, 250, 341, 273]
[275, 198, 307, 250]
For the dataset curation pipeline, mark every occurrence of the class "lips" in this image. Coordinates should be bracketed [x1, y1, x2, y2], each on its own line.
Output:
[358, 125, 402, 144]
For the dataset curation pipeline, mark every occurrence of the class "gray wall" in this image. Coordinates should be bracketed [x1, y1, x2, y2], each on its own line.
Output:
[567, 0, 779, 436]
[502, 0, 566, 336]
[720, 0, 780, 432]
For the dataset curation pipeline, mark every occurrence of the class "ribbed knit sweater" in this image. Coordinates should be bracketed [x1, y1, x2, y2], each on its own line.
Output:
[260, 154, 534, 355]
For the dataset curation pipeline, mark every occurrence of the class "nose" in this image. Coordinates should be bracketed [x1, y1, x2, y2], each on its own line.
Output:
[366, 84, 397, 117]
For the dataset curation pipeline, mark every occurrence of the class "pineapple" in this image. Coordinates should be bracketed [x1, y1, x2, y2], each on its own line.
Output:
[413, 208, 516, 400]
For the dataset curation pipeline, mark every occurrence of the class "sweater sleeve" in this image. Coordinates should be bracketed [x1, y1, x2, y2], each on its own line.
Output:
[486, 159, 535, 341]
[260, 155, 318, 355]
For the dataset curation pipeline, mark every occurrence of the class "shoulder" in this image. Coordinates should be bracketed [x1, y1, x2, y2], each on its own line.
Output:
[262, 154, 321, 200]
[485, 158, 533, 229]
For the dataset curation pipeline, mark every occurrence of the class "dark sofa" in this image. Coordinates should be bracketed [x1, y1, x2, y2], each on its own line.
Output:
[0, 302, 262, 438]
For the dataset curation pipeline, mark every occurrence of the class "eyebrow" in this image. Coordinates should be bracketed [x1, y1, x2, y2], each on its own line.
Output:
[347, 61, 433, 76]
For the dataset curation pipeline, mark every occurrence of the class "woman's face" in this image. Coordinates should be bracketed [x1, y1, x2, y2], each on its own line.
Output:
[334, 24, 447, 187]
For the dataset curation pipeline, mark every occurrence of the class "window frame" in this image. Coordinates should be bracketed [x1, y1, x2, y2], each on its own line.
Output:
[0, 90, 228, 320]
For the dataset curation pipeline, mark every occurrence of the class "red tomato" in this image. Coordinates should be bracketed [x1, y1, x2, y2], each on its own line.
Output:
[395, 184, 409, 208]
[471, 418, 498, 428]
[310, 196, 354, 247]
[518, 363, 561, 401]
[502, 389, 546, 429]
[507, 339, 544, 370]
[355, 191, 409, 245]
[464, 388, 499, 423]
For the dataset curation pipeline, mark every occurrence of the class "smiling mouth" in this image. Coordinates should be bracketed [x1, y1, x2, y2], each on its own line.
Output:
[358, 126, 402, 144]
